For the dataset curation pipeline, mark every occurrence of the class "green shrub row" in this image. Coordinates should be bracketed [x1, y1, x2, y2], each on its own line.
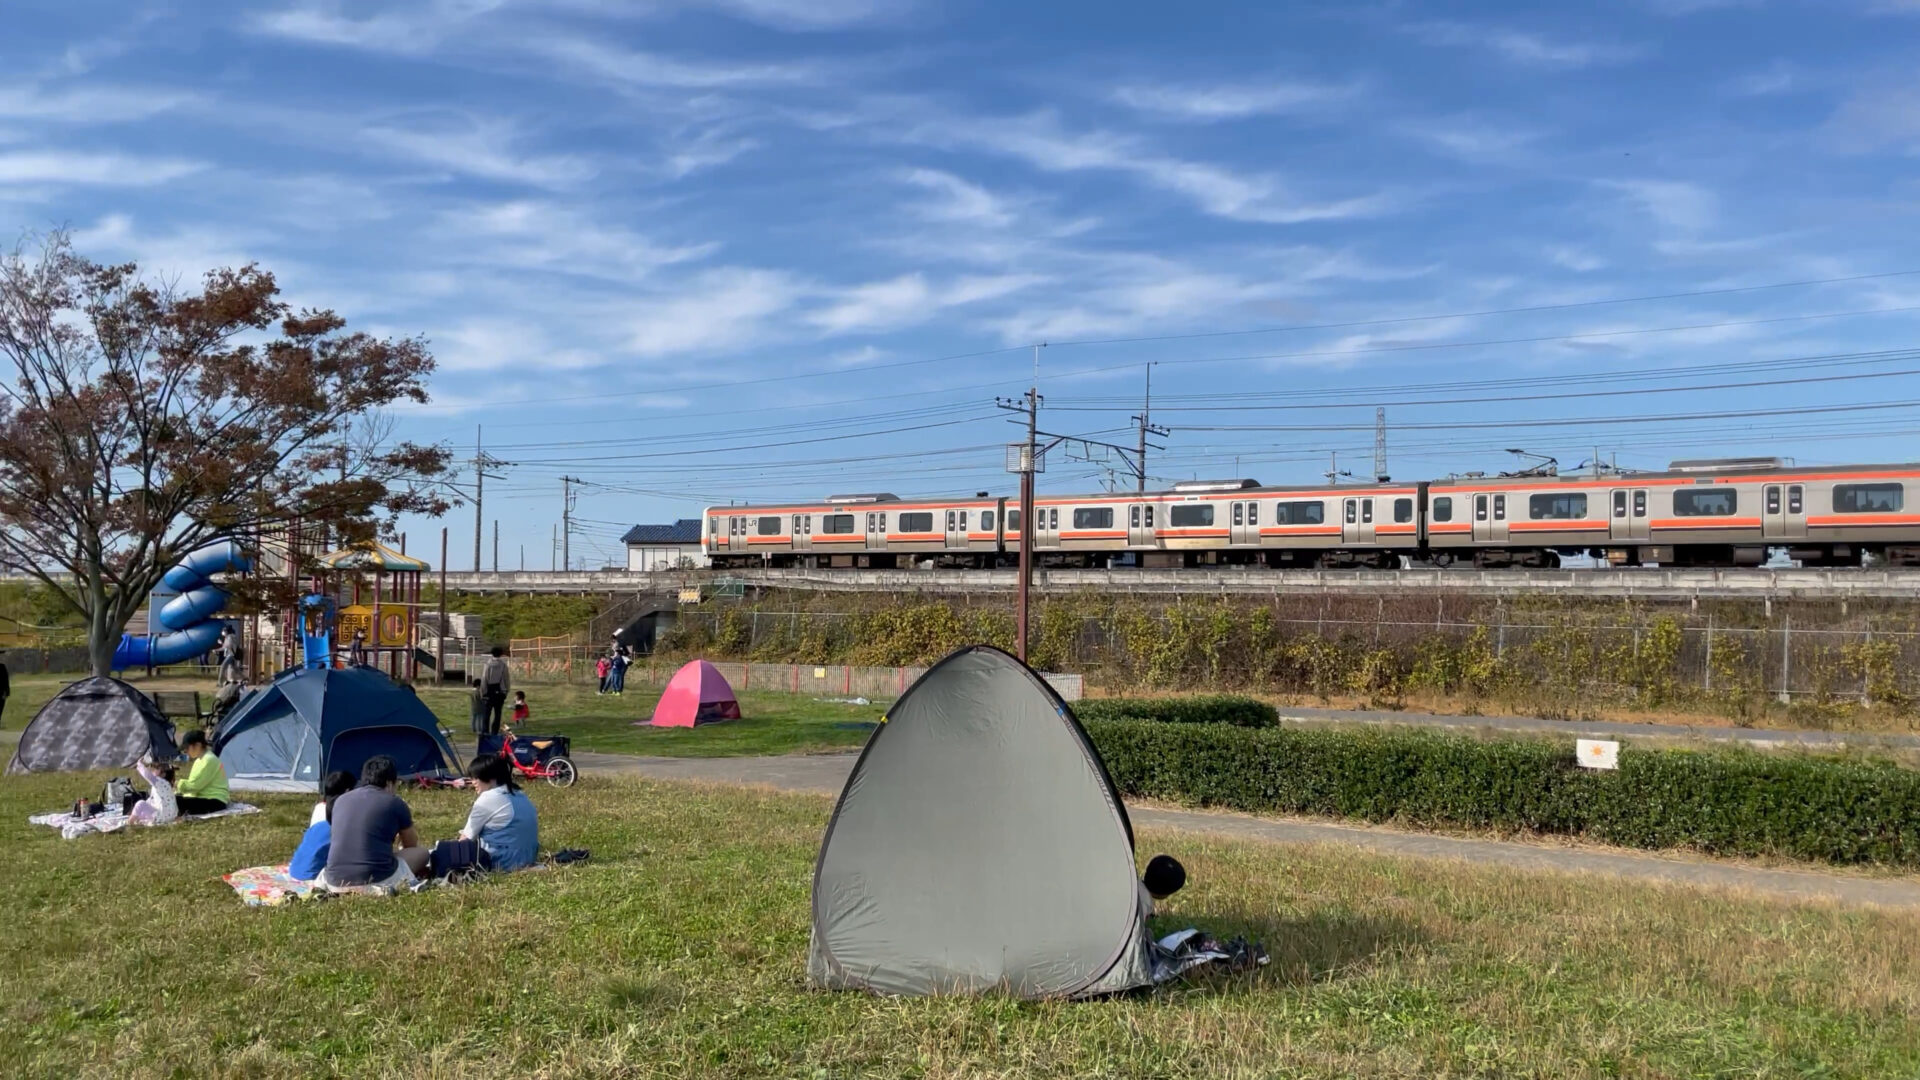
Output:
[1073, 694, 1278, 728]
[1082, 719, 1920, 866]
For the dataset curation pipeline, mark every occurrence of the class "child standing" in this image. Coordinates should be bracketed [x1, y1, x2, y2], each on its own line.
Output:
[511, 690, 529, 726]
[468, 677, 488, 739]
[595, 654, 611, 695]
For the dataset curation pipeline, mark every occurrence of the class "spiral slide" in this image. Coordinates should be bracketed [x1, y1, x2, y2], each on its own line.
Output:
[112, 540, 251, 669]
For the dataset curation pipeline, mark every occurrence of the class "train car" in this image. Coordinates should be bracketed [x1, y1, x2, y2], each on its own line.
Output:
[1426, 459, 1920, 568]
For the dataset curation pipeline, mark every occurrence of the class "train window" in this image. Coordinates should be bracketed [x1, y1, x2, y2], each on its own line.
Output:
[1073, 507, 1114, 530]
[804, 515, 813, 534]
[1674, 487, 1738, 516]
[1432, 497, 1453, 523]
[792, 514, 802, 534]
[983, 511, 995, 531]
[1273, 501, 1323, 525]
[946, 511, 955, 530]
[898, 512, 932, 533]
[709, 518, 720, 536]
[1170, 504, 1214, 528]
[1130, 505, 1140, 528]
[757, 516, 781, 536]
[1788, 485, 1803, 514]
[1006, 509, 1021, 532]
[1833, 483, 1903, 514]
[1493, 494, 1506, 521]
[1613, 491, 1627, 518]
[1049, 508, 1059, 529]
[1475, 495, 1488, 521]
[1361, 500, 1373, 524]
[960, 510, 968, 530]
[1394, 498, 1413, 523]
[1527, 493, 1587, 520]
[1232, 502, 1243, 527]
[1145, 505, 1154, 527]
[822, 514, 855, 534]
[1344, 500, 1356, 524]
[1633, 490, 1646, 517]
[866, 513, 876, 531]
[1765, 487, 1780, 514]
[1246, 502, 1258, 525]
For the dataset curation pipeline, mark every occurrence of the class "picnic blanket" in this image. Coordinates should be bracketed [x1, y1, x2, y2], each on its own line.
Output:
[29, 802, 261, 840]
[223, 864, 320, 907]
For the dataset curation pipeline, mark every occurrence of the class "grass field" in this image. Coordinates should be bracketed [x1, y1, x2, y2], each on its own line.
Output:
[3, 769, 1918, 1078]
[2, 674, 884, 760]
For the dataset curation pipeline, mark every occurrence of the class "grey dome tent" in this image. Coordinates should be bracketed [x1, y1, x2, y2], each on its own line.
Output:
[5, 677, 177, 775]
[807, 645, 1154, 999]
[212, 666, 458, 793]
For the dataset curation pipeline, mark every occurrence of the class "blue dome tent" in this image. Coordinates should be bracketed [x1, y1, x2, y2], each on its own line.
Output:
[213, 666, 458, 793]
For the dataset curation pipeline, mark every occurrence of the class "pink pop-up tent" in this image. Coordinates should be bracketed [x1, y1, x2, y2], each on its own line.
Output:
[646, 659, 743, 727]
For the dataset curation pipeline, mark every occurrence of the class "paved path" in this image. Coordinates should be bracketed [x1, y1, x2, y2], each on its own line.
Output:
[1269, 706, 1920, 752]
[577, 750, 1920, 910]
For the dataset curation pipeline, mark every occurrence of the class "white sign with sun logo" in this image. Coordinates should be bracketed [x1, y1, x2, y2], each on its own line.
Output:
[1576, 739, 1620, 770]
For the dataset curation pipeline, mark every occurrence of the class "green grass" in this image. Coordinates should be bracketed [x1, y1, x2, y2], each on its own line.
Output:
[2, 770, 1918, 1078]
[412, 679, 885, 758]
[1, 673, 883, 760]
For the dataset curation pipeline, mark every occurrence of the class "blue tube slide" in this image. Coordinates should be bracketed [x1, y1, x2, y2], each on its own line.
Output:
[112, 540, 252, 669]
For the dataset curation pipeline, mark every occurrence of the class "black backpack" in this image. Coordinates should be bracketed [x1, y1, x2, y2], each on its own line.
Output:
[103, 776, 139, 812]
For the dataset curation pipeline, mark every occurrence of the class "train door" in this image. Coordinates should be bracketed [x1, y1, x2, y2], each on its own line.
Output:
[866, 510, 884, 550]
[728, 516, 748, 553]
[1609, 489, 1649, 542]
[945, 509, 966, 549]
[1128, 503, 1155, 547]
[1231, 500, 1259, 545]
[1342, 496, 1375, 544]
[1763, 483, 1807, 540]
[791, 513, 812, 552]
[1038, 505, 1061, 547]
[1472, 493, 1509, 543]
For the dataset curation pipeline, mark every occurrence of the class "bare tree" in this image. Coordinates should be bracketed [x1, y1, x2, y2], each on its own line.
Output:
[0, 230, 454, 676]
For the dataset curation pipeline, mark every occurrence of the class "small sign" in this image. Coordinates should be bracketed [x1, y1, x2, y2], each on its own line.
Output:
[677, 587, 702, 604]
[813, 666, 828, 679]
[1576, 739, 1619, 770]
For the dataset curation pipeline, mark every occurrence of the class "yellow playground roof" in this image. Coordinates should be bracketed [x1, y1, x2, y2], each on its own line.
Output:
[316, 541, 431, 573]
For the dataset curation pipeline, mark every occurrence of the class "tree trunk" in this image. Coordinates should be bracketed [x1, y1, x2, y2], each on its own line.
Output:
[88, 602, 116, 679]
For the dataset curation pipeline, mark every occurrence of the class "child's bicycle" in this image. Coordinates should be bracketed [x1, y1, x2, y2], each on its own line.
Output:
[486, 731, 578, 787]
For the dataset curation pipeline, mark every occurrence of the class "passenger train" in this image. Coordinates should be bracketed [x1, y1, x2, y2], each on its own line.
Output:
[703, 458, 1920, 570]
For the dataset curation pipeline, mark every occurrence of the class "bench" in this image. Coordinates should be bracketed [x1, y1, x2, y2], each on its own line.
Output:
[149, 691, 209, 726]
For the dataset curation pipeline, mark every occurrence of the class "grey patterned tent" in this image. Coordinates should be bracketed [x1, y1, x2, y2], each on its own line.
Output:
[807, 645, 1154, 999]
[5, 677, 177, 775]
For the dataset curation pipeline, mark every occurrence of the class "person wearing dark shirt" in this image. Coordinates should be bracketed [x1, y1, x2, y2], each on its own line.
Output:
[288, 771, 358, 882]
[0, 653, 9, 728]
[319, 756, 427, 891]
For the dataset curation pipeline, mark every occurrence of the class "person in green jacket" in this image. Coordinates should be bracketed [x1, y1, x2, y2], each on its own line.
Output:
[175, 730, 230, 815]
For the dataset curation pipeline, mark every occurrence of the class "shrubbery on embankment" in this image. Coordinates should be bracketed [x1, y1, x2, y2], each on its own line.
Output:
[1080, 708, 1920, 867]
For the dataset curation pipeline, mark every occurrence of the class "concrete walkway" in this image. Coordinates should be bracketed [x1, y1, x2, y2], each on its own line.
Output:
[577, 750, 1920, 910]
[1269, 705, 1920, 752]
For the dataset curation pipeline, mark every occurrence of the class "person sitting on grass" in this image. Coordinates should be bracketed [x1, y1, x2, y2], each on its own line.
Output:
[458, 753, 540, 872]
[128, 757, 178, 826]
[318, 756, 428, 892]
[1139, 853, 1187, 916]
[288, 771, 359, 882]
[175, 730, 230, 815]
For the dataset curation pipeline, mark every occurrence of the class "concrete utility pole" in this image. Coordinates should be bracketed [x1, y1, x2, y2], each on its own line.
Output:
[470, 425, 514, 572]
[1131, 363, 1169, 492]
[560, 475, 584, 572]
[1373, 407, 1389, 483]
[438, 527, 449, 680]
[997, 351, 1045, 662]
[492, 520, 499, 572]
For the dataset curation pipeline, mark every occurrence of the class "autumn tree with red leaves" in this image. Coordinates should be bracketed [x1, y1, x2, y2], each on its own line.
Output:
[0, 231, 454, 677]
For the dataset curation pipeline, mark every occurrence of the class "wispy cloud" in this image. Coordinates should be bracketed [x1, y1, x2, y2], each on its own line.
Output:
[689, 0, 916, 31]
[910, 111, 1396, 225]
[0, 83, 195, 123]
[1406, 20, 1647, 69]
[1601, 179, 1718, 232]
[436, 199, 718, 283]
[359, 113, 595, 187]
[897, 168, 1014, 227]
[625, 267, 803, 356]
[1546, 245, 1607, 272]
[1399, 117, 1543, 161]
[804, 271, 1044, 333]
[247, 1, 507, 55]
[1727, 60, 1796, 96]
[0, 151, 203, 186]
[524, 35, 823, 89]
[1108, 79, 1359, 122]
[1825, 79, 1920, 152]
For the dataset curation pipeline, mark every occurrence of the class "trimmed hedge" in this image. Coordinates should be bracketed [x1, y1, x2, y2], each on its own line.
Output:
[1084, 719, 1920, 866]
[1074, 694, 1278, 728]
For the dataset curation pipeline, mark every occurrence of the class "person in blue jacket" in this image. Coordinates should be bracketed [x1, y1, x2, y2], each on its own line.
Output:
[288, 771, 358, 881]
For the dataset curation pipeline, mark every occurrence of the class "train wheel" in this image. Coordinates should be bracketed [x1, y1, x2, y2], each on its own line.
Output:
[1430, 552, 1455, 568]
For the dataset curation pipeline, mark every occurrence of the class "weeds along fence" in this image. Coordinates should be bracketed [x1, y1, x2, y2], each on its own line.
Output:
[651, 592, 1920, 723]
[500, 650, 1082, 702]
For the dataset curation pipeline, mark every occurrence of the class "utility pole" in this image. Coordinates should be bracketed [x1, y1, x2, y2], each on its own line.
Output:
[560, 475, 584, 572]
[492, 520, 499, 572]
[438, 527, 448, 681]
[470, 425, 514, 572]
[997, 370, 1043, 663]
[550, 524, 557, 571]
[1373, 407, 1388, 483]
[1131, 363, 1169, 492]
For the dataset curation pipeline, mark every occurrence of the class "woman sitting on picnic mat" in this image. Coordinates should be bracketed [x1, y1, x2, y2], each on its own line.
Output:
[288, 771, 358, 882]
[175, 730, 230, 815]
[458, 753, 540, 872]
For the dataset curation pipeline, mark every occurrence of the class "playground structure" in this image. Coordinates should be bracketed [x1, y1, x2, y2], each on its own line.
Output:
[111, 540, 250, 669]
[311, 541, 429, 682]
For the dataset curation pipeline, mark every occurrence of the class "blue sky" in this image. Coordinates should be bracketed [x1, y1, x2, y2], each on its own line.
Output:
[7, 0, 1920, 569]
